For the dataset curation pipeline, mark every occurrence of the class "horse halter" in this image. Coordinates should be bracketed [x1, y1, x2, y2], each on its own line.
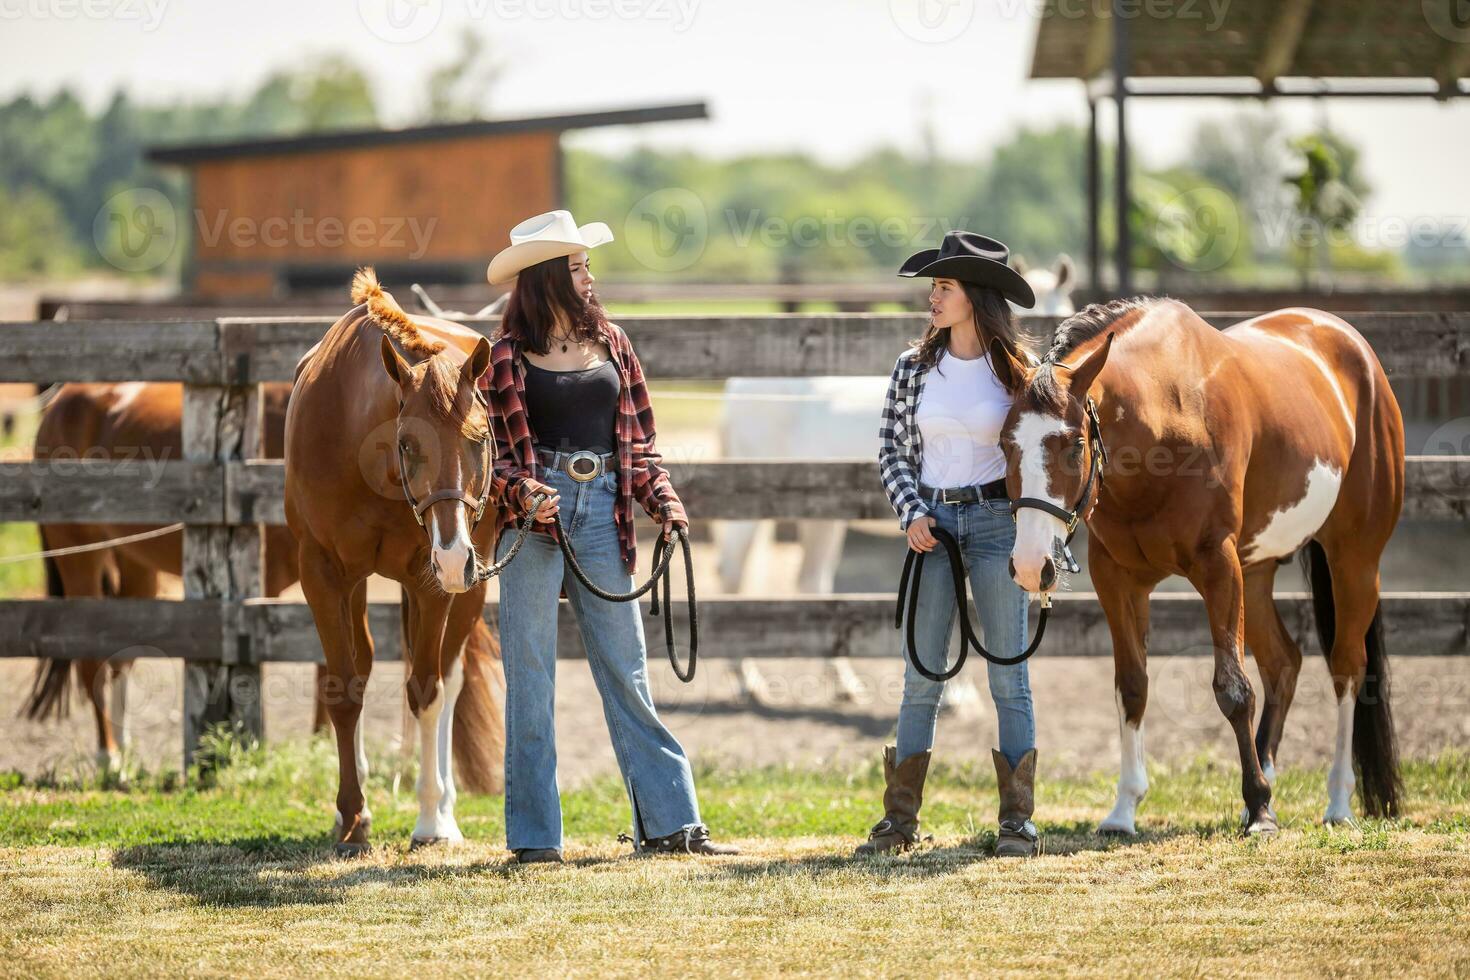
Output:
[1008, 395, 1108, 575]
[396, 385, 495, 528]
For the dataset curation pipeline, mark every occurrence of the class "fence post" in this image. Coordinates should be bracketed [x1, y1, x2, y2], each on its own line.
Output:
[181, 322, 264, 771]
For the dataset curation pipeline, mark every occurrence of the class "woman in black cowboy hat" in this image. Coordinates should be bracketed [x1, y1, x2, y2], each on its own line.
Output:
[859, 231, 1043, 858]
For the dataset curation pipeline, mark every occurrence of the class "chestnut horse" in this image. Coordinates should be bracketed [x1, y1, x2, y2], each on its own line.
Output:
[25, 382, 300, 770]
[990, 298, 1403, 833]
[25, 381, 505, 796]
[286, 268, 502, 854]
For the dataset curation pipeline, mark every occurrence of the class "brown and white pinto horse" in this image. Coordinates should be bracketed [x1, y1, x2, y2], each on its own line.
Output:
[990, 298, 1404, 833]
[25, 382, 301, 770]
[286, 268, 502, 854]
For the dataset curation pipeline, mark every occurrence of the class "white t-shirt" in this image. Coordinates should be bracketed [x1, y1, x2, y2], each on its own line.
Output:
[915, 348, 1013, 488]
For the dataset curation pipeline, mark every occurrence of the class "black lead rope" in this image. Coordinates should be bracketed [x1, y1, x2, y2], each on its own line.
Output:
[895, 526, 1051, 682]
[482, 491, 698, 682]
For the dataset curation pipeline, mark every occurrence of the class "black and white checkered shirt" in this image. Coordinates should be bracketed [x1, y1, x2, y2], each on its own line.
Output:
[877, 348, 933, 531]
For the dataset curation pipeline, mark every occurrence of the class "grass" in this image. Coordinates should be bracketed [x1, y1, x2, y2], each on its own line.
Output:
[2, 741, 1468, 978]
[0, 404, 44, 597]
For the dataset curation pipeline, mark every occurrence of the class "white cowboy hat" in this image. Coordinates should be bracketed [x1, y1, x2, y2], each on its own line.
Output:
[486, 209, 614, 285]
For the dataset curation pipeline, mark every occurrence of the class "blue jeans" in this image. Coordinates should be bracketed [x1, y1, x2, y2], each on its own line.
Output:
[896, 494, 1037, 769]
[494, 464, 701, 851]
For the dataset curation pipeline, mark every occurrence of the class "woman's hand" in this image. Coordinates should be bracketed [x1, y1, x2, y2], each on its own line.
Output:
[519, 481, 560, 522]
[906, 514, 938, 552]
[662, 517, 688, 542]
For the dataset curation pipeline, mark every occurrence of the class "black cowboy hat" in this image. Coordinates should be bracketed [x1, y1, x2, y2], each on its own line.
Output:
[898, 231, 1035, 309]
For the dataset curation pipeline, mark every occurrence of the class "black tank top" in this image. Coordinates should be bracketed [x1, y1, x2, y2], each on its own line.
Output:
[521, 357, 619, 454]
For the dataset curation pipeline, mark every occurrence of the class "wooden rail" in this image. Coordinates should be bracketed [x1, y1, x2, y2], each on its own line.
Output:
[3, 457, 1468, 524]
[2, 311, 1468, 383]
[2, 592, 1465, 663]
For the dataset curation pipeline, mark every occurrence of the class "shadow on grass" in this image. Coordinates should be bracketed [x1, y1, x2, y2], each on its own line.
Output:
[695, 820, 1219, 883]
[105, 810, 1248, 906]
[110, 836, 530, 908]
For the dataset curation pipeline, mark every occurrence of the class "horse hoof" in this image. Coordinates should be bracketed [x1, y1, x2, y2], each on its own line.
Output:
[334, 841, 372, 859]
[1098, 825, 1135, 838]
[410, 835, 459, 851]
[1245, 814, 1278, 836]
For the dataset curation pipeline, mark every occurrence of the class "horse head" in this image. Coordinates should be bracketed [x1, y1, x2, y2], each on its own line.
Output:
[990, 330, 1113, 595]
[1012, 254, 1077, 318]
[359, 268, 495, 595]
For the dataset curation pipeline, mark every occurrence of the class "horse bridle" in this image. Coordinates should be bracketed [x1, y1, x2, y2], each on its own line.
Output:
[396, 385, 494, 528]
[1008, 395, 1108, 576]
[897, 395, 1108, 684]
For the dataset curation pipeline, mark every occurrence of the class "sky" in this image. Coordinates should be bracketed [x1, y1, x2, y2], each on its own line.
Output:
[3, 0, 1468, 224]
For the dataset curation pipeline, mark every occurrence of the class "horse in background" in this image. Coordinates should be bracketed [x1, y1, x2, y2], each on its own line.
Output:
[24, 380, 505, 796]
[717, 257, 1075, 707]
[993, 298, 1403, 832]
[25, 382, 300, 774]
[287, 269, 504, 854]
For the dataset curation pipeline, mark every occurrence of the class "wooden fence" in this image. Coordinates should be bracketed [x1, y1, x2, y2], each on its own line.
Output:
[2, 312, 1468, 764]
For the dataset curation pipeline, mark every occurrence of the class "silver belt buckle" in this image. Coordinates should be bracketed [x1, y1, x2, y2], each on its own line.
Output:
[565, 450, 602, 482]
[941, 487, 966, 505]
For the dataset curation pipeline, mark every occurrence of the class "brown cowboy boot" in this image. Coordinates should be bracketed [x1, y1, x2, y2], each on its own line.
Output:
[992, 748, 1041, 858]
[854, 745, 931, 855]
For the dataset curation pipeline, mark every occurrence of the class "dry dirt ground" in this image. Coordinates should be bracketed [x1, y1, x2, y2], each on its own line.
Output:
[5, 640, 1468, 788]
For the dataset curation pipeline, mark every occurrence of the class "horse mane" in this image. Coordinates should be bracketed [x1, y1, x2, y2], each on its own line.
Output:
[422, 355, 487, 441]
[1043, 296, 1155, 364]
[1028, 296, 1156, 407]
[350, 267, 446, 358]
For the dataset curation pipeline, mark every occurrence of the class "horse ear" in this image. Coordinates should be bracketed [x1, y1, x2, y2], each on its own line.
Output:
[1067, 331, 1114, 398]
[988, 336, 1029, 392]
[380, 335, 409, 386]
[464, 336, 492, 384]
[1011, 253, 1029, 276]
[1054, 254, 1075, 289]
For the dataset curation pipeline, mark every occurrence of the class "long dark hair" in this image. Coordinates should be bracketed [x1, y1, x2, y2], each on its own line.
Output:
[500, 254, 608, 354]
[910, 281, 1036, 396]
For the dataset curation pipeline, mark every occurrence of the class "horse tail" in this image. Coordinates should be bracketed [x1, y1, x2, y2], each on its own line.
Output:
[22, 550, 73, 721]
[1298, 539, 1402, 817]
[452, 617, 506, 795]
[350, 266, 445, 359]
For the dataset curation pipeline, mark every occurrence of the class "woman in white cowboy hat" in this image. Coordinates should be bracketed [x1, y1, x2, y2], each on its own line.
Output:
[858, 231, 1044, 859]
[480, 210, 739, 863]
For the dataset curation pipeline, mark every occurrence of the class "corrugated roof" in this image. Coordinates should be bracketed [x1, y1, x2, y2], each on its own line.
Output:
[147, 101, 708, 165]
[1029, 0, 1469, 93]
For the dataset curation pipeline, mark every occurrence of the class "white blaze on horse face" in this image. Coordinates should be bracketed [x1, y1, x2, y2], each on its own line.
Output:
[1011, 411, 1072, 592]
[1239, 460, 1343, 565]
[1324, 691, 1357, 824]
[1099, 690, 1148, 835]
[428, 451, 474, 593]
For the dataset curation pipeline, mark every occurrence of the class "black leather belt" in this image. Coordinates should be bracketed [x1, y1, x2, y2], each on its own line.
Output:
[535, 445, 615, 482]
[917, 478, 1010, 506]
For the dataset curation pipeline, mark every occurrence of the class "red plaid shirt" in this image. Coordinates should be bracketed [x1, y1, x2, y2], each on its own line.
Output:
[480, 321, 687, 575]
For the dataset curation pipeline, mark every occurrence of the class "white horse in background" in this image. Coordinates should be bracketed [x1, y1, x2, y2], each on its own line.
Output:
[718, 256, 1076, 707]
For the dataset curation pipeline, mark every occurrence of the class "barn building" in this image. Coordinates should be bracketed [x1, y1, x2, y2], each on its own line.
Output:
[146, 102, 707, 299]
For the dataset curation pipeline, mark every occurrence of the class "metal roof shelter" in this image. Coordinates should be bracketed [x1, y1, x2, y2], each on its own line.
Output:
[1030, 0, 1470, 294]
